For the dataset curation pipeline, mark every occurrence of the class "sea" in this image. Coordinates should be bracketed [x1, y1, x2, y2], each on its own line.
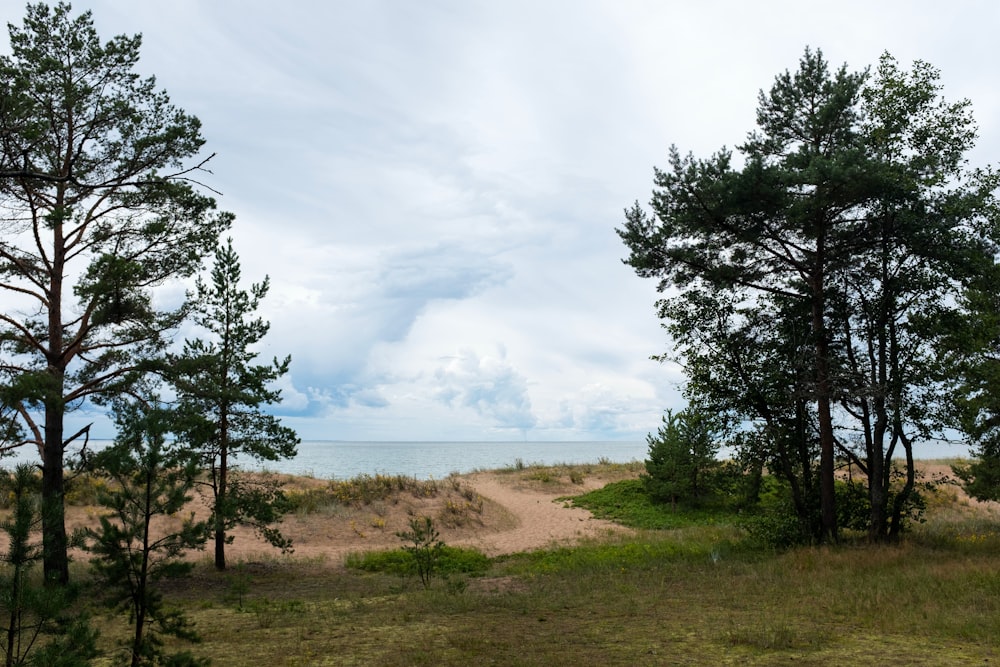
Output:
[4, 438, 970, 480]
[265, 440, 650, 479]
[3, 440, 650, 480]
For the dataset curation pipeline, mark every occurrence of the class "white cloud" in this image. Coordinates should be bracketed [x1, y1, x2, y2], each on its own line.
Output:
[7, 0, 999, 441]
[433, 346, 536, 433]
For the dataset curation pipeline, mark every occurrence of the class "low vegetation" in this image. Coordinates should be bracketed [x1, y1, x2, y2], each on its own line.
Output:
[282, 473, 479, 512]
[0, 461, 995, 665]
[165, 463, 999, 665]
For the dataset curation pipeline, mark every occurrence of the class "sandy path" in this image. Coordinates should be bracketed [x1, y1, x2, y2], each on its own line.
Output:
[450, 473, 633, 557]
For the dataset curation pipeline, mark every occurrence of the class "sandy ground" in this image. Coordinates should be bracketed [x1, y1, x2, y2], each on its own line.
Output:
[60, 461, 997, 570]
[213, 468, 637, 567]
[449, 472, 634, 556]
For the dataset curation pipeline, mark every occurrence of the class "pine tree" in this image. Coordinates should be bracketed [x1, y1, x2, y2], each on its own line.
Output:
[173, 237, 298, 570]
[0, 2, 230, 583]
[619, 49, 999, 541]
[86, 400, 209, 667]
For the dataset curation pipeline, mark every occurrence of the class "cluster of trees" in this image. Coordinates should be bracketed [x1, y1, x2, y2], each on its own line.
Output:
[0, 3, 299, 664]
[620, 48, 1000, 543]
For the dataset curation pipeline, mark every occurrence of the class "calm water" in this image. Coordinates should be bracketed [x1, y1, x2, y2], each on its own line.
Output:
[254, 440, 649, 479]
[260, 439, 968, 478]
[6, 438, 968, 480]
[3, 440, 649, 480]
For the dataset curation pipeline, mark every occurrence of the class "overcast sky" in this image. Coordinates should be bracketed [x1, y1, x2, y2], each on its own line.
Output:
[12, 1, 1000, 441]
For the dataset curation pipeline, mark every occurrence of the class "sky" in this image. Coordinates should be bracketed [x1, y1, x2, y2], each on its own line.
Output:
[7, 1, 1000, 442]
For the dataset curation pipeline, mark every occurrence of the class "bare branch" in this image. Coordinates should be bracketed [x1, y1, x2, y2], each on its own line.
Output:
[0, 152, 221, 195]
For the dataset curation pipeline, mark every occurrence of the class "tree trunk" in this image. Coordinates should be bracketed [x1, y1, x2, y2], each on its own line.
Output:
[42, 183, 69, 585]
[868, 450, 888, 541]
[131, 472, 155, 667]
[811, 264, 838, 541]
[6, 566, 20, 667]
[816, 392, 837, 542]
[215, 439, 228, 571]
[41, 401, 68, 585]
[888, 422, 917, 540]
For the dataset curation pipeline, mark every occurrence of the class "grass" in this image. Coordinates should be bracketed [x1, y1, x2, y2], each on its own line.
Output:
[283, 473, 449, 512]
[493, 459, 644, 484]
[346, 544, 492, 578]
[154, 530, 1000, 666]
[11, 462, 1000, 665]
[568, 478, 742, 529]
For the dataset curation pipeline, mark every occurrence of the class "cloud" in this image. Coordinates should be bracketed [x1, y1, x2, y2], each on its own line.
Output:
[11, 0, 999, 444]
[561, 383, 665, 438]
[270, 374, 310, 412]
[249, 237, 514, 417]
[306, 385, 389, 412]
[375, 243, 513, 308]
[433, 347, 536, 433]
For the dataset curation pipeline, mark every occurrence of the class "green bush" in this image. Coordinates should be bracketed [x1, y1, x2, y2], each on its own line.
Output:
[644, 408, 725, 508]
[835, 478, 927, 535]
[65, 473, 111, 506]
[742, 505, 812, 550]
[571, 479, 740, 529]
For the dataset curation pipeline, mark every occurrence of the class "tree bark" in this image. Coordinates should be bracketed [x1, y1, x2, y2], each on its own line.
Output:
[215, 446, 227, 571]
[811, 247, 838, 543]
[215, 407, 229, 571]
[42, 204, 69, 584]
[41, 402, 68, 585]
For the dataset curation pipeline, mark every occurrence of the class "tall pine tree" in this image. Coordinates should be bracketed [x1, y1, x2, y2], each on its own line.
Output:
[0, 3, 229, 583]
[619, 49, 999, 541]
[173, 237, 298, 570]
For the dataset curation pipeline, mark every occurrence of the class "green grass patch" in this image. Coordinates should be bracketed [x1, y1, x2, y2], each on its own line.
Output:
[5, 463, 1000, 666]
[497, 531, 741, 575]
[568, 478, 740, 529]
[345, 545, 491, 578]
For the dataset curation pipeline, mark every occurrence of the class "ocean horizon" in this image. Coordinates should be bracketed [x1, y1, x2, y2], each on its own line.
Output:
[256, 440, 651, 479]
[3, 437, 972, 481]
[2, 440, 651, 481]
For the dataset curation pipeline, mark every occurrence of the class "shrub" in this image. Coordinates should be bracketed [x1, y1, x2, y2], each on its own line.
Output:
[644, 408, 725, 508]
[64, 471, 111, 506]
[397, 517, 445, 588]
[742, 506, 813, 550]
[346, 545, 490, 578]
[835, 477, 927, 535]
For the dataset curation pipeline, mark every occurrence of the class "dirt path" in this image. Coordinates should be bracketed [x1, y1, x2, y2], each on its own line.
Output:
[450, 473, 633, 557]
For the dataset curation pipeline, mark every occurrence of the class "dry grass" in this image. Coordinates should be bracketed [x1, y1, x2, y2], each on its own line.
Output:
[5, 460, 1000, 665]
[150, 531, 1000, 666]
[142, 462, 1000, 665]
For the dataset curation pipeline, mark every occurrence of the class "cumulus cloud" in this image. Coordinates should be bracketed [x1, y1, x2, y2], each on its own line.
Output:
[270, 374, 310, 412]
[535, 380, 672, 440]
[30, 0, 1000, 442]
[305, 385, 389, 412]
[433, 347, 537, 433]
[250, 237, 514, 415]
[377, 245, 512, 303]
